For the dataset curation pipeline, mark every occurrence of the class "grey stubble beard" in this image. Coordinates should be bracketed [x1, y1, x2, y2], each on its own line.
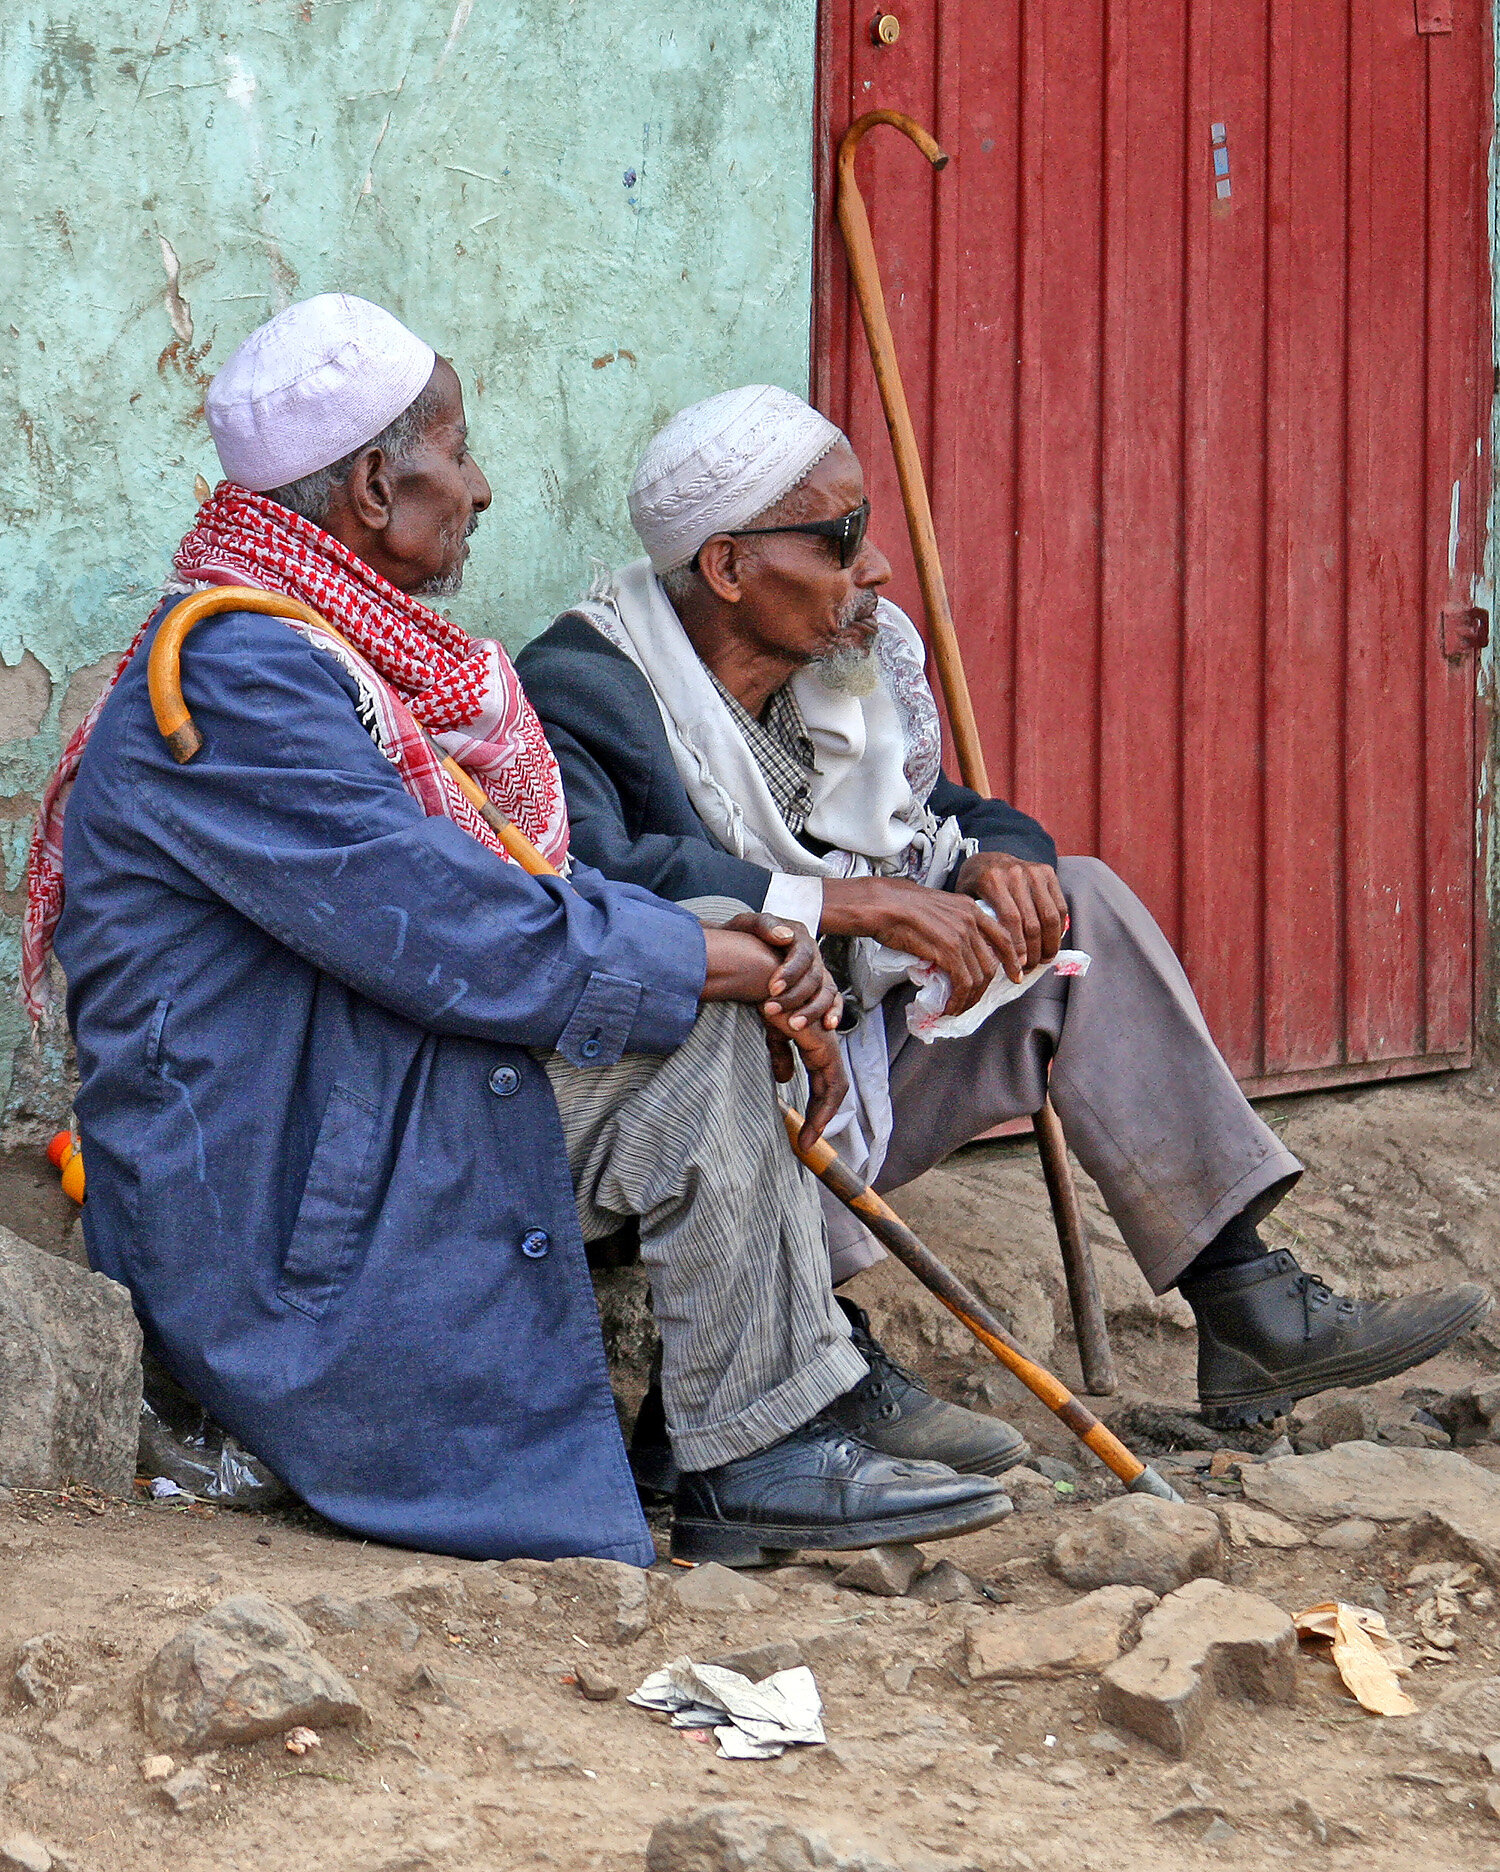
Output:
[809, 598, 881, 696]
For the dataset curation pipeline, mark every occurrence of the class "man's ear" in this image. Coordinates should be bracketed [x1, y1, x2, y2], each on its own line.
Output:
[694, 535, 748, 605]
[339, 447, 396, 535]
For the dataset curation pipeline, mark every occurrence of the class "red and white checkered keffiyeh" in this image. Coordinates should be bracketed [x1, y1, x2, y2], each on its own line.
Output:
[21, 483, 569, 1019]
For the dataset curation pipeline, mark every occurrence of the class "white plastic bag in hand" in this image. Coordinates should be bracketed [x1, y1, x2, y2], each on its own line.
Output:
[906, 945, 1091, 1043]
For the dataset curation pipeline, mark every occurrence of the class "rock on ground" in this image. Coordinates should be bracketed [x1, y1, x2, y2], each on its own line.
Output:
[966, 1585, 1157, 1680]
[294, 1592, 421, 1650]
[834, 1546, 924, 1597]
[644, 1804, 903, 1872]
[1242, 1442, 1500, 1576]
[12, 1636, 80, 1716]
[1295, 1395, 1382, 1450]
[1313, 1518, 1380, 1551]
[1415, 1674, 1500, 1768]
[1216, 1503, 1307, 1549]
[0, 1225, 141, 1495]
[0, 1736, 37, 1795]
[1097, 1577, 1298, 1757]
[159, 1765, 212, 1811]
[139, 1593, 363, 1750]
[573, 1663, 619, 1702]
[708, 1641, 804, 1680]
[0, 1837, 53, 1872]
[500, 1557, 653, 1642]
[1001, 1467, 1062, 1511]
[557, 1557, 653, 1643]
[1048, 1494, 1223, 1595]
[1429, 1380, 1500, 1447]
[671, 1563, 778, 1615]
[908, 1560, 981, 1604]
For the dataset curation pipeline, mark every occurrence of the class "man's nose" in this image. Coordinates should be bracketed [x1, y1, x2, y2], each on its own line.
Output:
[856, 535, 892, 587]
[465, 456, 493, 512]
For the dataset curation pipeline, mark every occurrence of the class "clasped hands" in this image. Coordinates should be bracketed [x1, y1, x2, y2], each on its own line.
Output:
[698, 854, 1068, 1149]
[819, 851, 1068, 1018]
[700, 914, 845, 1150]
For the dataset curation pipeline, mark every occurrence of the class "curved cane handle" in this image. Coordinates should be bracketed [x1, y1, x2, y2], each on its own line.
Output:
[146, 585, 559, 877]
[148, 587, 334, 761]
[836, 108, 947, 184]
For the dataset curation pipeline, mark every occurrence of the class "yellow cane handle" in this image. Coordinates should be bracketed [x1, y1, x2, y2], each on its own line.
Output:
[836, 109, 948, 182]
[148, 586, 561, 880]
[148, 587, 339, 761]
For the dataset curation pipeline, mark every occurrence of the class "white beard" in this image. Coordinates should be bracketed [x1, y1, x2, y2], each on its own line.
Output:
[810, 638, 881, 698]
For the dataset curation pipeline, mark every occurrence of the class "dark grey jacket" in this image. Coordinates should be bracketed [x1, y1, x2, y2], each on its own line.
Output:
[516, 611, 1057, 910]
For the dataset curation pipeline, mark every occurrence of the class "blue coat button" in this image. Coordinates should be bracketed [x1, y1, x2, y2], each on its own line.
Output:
[520, 1229, 550, 1259]
[579, 1030, 604, 1061]
[488, 1064, 521, 1097]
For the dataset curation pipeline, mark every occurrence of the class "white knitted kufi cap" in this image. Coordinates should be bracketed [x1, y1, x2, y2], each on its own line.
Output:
[628, 384, 846, 573]
[205, 293, 437, 492]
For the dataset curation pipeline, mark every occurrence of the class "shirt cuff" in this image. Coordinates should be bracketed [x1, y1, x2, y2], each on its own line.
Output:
[761, 873, 825, 934]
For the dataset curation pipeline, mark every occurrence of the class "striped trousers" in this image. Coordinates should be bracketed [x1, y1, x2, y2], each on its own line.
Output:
[544, 901, 864, 1470]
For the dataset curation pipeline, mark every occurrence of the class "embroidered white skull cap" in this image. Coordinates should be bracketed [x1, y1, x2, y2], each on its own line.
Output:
[206, 294, 437, 491]
[629, 385, 845, 573]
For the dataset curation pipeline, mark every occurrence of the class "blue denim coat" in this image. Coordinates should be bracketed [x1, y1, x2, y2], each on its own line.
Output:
[56, 604, 706, 1565]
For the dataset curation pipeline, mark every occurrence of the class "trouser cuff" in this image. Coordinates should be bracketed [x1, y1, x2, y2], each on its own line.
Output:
[1148, 1163, 1302, 1295]
[668, 1336, 868, 1472]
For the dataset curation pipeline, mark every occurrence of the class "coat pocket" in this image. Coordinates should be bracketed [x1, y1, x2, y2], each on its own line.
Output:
[278, 1085, 381, 1320]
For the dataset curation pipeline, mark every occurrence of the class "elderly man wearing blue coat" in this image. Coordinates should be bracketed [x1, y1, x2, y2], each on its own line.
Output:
[26, 296, 1012, 1568]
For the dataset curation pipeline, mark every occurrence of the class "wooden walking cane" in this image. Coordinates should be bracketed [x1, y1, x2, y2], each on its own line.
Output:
[777, 1105, 1182, 1502]
[148, 587, 1168, 1490]
[837, 111, 1117, 1396]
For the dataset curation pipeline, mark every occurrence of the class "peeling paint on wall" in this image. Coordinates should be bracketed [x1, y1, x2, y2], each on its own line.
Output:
[0, 1, 817, 1124]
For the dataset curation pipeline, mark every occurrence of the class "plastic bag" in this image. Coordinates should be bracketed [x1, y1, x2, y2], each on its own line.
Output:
[138, 1353, 289, 1509]
[907, 946, 1091, 1042]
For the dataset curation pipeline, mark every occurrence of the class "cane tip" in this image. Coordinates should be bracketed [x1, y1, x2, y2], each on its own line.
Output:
[1126, 1466, 1185, 1505]
[932, 149, 950, 171]
[163, 721, 204, 763]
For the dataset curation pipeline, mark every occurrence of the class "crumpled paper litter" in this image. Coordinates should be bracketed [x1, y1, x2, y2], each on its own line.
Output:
[1293, 1600, 1417, 1717]
[629, 1656, 825, 1759]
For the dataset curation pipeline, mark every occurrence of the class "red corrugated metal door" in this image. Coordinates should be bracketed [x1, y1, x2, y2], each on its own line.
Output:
[815, 0, 1492, 1091]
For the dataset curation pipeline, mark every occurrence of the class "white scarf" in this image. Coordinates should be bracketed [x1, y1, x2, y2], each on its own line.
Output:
[574, 560, 974, 1182]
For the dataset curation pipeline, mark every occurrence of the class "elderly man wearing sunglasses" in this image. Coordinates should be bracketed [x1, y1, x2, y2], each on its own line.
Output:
[518, 383, 1487, 1489]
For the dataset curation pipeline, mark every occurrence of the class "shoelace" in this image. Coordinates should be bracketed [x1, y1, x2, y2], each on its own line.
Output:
[849, 1329, 930, 1409]
[801, 1413, 875, 1465]
[1294, 1270, 1356, 1341]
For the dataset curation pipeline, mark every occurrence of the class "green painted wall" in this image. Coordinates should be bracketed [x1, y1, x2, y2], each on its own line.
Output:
[0, 1, 818, 1125]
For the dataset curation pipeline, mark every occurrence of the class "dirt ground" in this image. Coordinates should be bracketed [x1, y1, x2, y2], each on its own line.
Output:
[9, 1068, 1500, 1871]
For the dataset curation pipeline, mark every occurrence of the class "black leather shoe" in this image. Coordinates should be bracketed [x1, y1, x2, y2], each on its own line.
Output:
[1182, 1249, 1492, 1428]
[671, 1414, 1012, 1566]
[826, 1297, 1031, 1476]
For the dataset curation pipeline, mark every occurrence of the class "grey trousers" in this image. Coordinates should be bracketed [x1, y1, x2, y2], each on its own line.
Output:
[828, 856, 1303, 1295]
[544, 970, 864, 1471]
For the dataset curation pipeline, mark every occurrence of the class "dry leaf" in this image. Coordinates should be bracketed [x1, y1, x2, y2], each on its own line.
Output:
[1294, 1601, 1416, 1717]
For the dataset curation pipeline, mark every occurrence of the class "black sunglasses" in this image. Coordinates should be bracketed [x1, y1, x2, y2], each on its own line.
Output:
[706, 498, 872, 571]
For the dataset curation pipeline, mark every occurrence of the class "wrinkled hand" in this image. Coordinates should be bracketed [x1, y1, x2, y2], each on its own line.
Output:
[819, 873, 1011, 1016]
[724, 912, 847, 1149]
[699, 914, 847, 1147]
[954, 852, 1068, 982]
